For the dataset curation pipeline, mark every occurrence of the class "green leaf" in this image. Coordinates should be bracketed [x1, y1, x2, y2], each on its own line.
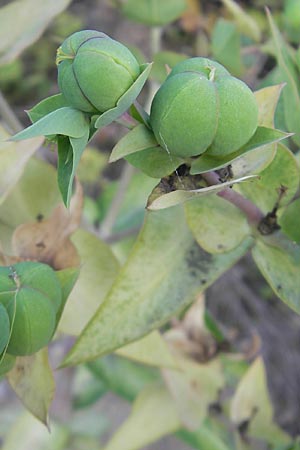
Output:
[231, 357, 290, 446]
[11, 107, 89, 141]
[151, 51, 188, 83]
[58, 229, 120, 336]
[126, 146, 183, 178]
[7, 349, 55, 425]
[252, 235, 300, 313]
[211, 19, 244, 77]
[109, 124, 158, 163]
[27, 94, 69, 123]
[57, 127, 90, 207]
[0, 303, 10, 355]
[62, 207, 251, 366]
[0, 0, 72, 65]
[0, 125, 43, 205]
[95, 64, 152, 130]
[103, 384, 181, 450]
[279, 198, 300, 243]
[55, 267, 80, 326]
[178, 426, 232, 450]
[147, 175, 256, 210]
[237, 144, 300, 214]
[88, 354, 159, 402]
[267, 9, 300, 145]
[221, 0, 261, 42]
[190, 127, 291, 175]
[185, 195, 251, 254]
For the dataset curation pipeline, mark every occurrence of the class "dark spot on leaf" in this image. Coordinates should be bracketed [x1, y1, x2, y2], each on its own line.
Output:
[36, 214, 44, 222]
[185, 244, 212, 276]
[238, 419, 250, 436]
[36, 241, 46, 249]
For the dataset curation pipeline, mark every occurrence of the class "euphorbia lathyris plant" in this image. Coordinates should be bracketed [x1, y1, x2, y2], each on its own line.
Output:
[3, 26, 300, 379]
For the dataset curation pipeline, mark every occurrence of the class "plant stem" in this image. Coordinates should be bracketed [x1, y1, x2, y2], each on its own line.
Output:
[99, 162, 136, 241]
[144, 26, 163, 113]
[0, 90, 23, 133]
[202, 171, 264, 227]
[115, 111, 139, 129]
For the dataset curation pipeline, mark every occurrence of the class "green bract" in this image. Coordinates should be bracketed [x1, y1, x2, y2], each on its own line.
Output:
[150, 57, 258, 158]
[0, 262, 62, 356]
[56, 30, 141, 113]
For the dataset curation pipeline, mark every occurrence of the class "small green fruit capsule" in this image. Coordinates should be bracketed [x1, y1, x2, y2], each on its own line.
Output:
[0, 354, 16, 377]
[207, 76, 259, 156]
[150, 57, 258, 158]
[57, 30, 141, 113]
[0, 303, 10, 355]
[0, 262, 62, 356]
[150, 72, 218, 157]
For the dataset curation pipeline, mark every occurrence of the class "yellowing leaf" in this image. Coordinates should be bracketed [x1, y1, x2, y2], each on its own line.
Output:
[230, 357, 290, 446]
[163, 357, 224, 430]
[117, 330, 178, 369]
[59, 229, 120, 336]
[1, 412, 69, 450]
[104, 384, 181, 450]
[7, 349, 55, 425]
[0, 125, 43, 205]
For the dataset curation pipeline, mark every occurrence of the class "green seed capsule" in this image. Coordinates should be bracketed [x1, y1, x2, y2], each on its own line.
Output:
[57, 30, 141, 113]
[150, 57, 258, 158]
[0, 262, 62, 356]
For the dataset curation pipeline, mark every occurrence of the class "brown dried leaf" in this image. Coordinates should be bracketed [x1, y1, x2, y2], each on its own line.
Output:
[12, 181, 83, 270]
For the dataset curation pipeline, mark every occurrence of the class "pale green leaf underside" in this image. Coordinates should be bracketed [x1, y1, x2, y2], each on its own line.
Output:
[147, 175, 256, 211]
[185, 194, 250, 254]
[237, 144, 300, 213]
[190, 127, 290, 175]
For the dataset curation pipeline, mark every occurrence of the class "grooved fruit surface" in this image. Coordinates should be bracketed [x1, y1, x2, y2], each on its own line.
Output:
[150, 72, 218, 157]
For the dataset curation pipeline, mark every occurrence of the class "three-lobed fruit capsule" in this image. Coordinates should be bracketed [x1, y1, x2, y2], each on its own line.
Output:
[56, 30, 141, 113]
[0, 262, 62, 358]
[150, 57, 259, 158]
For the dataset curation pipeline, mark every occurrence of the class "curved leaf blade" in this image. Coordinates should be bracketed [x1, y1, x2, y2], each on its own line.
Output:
[62, 207, 252, 366]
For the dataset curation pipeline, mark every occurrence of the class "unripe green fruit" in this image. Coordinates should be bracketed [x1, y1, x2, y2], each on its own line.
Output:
[0, 303, 10, 355]
[150, 57, 258, 158]
[57, 30, 141, 113]
[0, 262, 62, 356]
